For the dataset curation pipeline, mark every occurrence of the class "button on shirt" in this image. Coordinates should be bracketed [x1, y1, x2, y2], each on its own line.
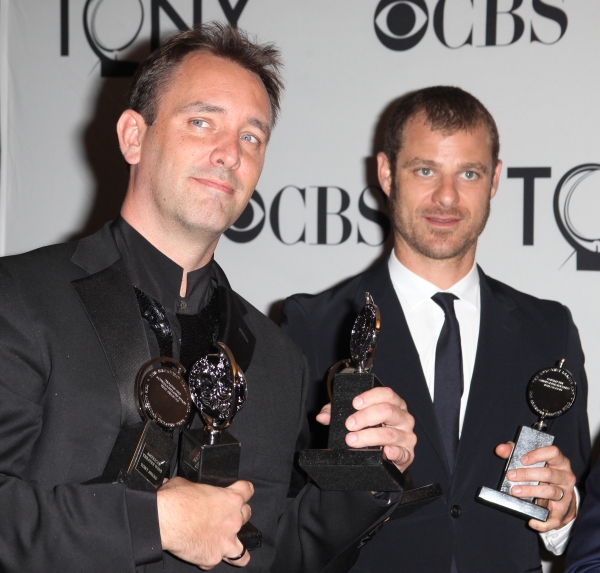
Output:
[387, 252, 576, 555]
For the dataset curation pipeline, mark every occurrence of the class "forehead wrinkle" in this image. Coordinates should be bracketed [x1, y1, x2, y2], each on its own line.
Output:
[177, 101, 225, 115]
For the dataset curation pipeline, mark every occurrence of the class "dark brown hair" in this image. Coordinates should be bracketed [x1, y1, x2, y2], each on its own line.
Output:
[383, 86, 500, 174]
[128, 22, 284, 128]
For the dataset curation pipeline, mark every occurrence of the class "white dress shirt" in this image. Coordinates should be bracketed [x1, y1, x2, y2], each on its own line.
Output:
[387, 252, 576, 555]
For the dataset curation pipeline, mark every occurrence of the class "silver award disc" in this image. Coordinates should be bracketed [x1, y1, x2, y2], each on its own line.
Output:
[136, 357, 192, 430]
[528, 365, 576, 419]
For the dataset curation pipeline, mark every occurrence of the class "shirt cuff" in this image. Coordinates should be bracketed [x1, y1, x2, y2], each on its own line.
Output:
[539, 486, 580, 555]
[125, 487, 163, 565]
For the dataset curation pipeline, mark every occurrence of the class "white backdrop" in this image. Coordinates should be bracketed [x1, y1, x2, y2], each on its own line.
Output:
[1, 1, 598, 568]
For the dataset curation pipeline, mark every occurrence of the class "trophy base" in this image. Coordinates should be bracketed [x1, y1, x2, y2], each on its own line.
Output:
[299, 448, 404, 491]
[178, 428, 262, 550]
[179, 428, 241, 487]
[389, 483, 444, 519]
[91, 421, 175, 491]
[476, 486, 549, 522]
[239, 522, 262, 551]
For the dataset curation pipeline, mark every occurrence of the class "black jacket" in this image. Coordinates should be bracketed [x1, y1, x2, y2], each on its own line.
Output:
[281, 259, 591, 573]
[0, 223, 397, 573]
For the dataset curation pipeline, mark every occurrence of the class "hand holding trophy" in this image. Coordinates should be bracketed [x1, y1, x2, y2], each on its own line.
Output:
[178, 342, 262, 550]
[477, 359, 577, 521]
[300, 293, 442, 517]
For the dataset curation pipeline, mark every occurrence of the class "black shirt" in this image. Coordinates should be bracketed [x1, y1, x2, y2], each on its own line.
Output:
[112, 216, 215, 361]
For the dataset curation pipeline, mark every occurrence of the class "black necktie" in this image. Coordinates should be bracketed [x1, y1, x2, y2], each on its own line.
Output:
[432, 292, 463, 474]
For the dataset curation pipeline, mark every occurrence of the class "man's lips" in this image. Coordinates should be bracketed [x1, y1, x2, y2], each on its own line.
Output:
[424, 215, 462, 227]
[191, 177, 234, 195]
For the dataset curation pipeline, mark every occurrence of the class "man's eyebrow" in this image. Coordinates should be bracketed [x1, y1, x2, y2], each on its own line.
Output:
[178, 101, 271, 139]
[459, 162, 489, 175]
[400, 158, 490, 174]
[178, 101, 226, 115]
[248, 116, 271, 139]
[401, 158, 438, 168]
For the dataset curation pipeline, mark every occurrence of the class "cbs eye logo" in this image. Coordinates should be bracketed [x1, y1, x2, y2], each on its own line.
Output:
[374, 0, 429, 51]
[224, 191, 266, 243]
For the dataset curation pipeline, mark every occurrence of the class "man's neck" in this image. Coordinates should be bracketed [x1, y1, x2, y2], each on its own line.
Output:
[120, 210, 218, 297]
[394, 242, 477, 291]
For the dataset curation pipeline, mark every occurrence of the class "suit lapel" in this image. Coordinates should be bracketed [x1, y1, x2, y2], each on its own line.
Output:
[361, 261, 448, 469]
[213, 262, 256, 373]
[455, 268, 521, 482]
[70, 224, 150, 427]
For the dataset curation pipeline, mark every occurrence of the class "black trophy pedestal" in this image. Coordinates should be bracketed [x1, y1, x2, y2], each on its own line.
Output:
[179, 428, 262, 550]
[477, 426, 554, 521]
[94, 421, 175, 491]
[299, 372, 404, 492]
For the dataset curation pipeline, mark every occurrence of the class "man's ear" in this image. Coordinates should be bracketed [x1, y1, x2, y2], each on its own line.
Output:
[377, 152, 393, 198]
[116, 110, 147, 165]
[490, 159, 502, 199]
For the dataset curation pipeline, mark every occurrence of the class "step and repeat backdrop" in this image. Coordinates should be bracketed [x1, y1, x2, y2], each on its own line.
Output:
[1, 0, 599, 558]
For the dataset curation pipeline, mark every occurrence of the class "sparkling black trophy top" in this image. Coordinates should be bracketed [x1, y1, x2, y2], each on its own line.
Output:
[188, 342, 248, 434]
[349, 292, 380, 373]
[528, 360, 576, 428]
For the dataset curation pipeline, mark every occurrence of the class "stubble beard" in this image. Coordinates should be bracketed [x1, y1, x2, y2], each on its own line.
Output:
[389, 177, 491, 261]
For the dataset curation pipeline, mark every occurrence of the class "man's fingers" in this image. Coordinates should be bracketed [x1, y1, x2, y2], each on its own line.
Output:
[226, 480, 254, 503]
[383, 444, 413, 471]
[222, 543, 251, 568]
[346, 424, 416, 450]
[494, 442, 514, 460]
[316, 403, 332, 425]
[352, 387, 407, 411]
[520, 445, 565, 467]
[346, 402, 414, 433]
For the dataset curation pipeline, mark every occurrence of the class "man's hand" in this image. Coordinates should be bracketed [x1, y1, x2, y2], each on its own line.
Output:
[157, 477, 253, 569]
[316, 387, 416, 472]
[495, 442, 577, 532]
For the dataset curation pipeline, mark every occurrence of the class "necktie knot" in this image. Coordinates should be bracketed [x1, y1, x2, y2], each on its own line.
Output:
[432, 292, 458, 317]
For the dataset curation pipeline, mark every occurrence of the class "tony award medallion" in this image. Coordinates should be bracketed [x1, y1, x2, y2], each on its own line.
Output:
[300, 293, 442, 507]
[477, 359, 577, 521]
[93, 357, 191, 491]
[178, 342, 261, 550]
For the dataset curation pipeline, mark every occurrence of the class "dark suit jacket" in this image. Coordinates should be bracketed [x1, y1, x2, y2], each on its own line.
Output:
[0, 223, 397, 573]
[564, 458, 600, 572]
[281, 259, 591, 573]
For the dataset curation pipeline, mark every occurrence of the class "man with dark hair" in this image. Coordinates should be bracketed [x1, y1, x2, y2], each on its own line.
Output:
[0, 24, 416, 573]
[281, 86, 590, 572]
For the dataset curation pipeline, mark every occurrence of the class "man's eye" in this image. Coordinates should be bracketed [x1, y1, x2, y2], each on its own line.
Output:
[191, 119, 209, 128]
[463, 171, 478, 180]
[241, 133, 259, 144]
[417, 168, 432, 177]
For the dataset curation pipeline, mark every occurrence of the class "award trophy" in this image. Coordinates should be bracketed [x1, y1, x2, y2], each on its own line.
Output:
[95, 357, 192, 491]
[477, 359, 577, 521]
[178, 342, 262, 550]
[299, 294, 442, 504]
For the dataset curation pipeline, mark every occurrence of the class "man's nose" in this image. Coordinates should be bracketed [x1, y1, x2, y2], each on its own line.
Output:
[210, 132, 241, 170]
[432, 174, 459, 207]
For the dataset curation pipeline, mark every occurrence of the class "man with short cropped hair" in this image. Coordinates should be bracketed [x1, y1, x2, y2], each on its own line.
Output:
[0, 24, 416, 573]
[281, 86, 591, 573]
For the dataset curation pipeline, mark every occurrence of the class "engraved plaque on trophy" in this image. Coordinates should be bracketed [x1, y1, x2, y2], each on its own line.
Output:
[477, 359, 577, 521]
[178, 342, 262, 550]
[299, 293, 443, 506]
[94, 357, 192, 491]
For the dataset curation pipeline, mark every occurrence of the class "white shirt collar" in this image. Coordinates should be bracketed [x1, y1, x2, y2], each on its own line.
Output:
[387, 251, 480, 311]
